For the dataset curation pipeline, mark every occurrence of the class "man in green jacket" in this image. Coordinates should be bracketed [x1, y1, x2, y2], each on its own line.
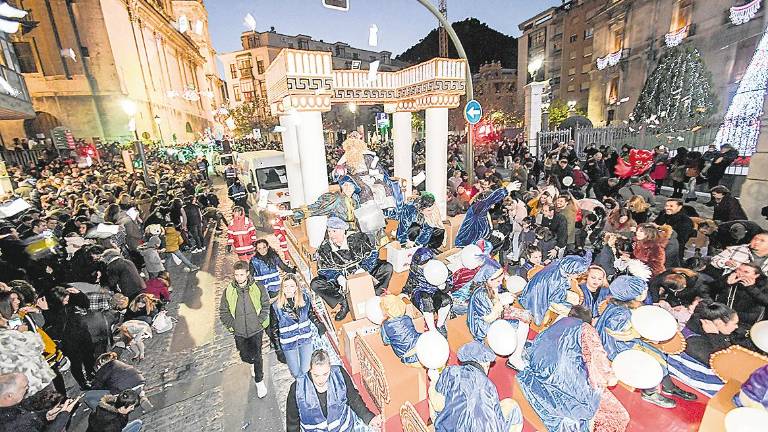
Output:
[219, 260, 270, 397]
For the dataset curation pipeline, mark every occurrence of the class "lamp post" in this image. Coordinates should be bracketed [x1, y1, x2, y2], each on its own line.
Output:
[154, 114, 164, 148]
[122, 99, 150, 185]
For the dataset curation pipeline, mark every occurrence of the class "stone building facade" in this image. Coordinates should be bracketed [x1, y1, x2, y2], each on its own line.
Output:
[219, 28, 409, 130]
[450, 61, 518, 131]
[517, 0, 764, 126]
[0, 0, 223, 147]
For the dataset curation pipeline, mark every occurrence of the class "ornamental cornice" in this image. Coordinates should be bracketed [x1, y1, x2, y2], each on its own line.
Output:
[265, 49, 467, 116]
[122, 0, 204, 62]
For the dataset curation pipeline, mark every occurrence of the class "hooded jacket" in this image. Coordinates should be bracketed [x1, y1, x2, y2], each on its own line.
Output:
[86, 395, 130, 432]
[100, 249, 144, 298]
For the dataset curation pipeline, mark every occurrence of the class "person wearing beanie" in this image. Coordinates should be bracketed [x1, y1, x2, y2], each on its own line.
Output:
[595, 276, 697, 409]
[519, 253, 592, 327]
[310, 216, 393, 321]
[466, 257, 531, 370]
[430, 341, 523, 432]
[517, 308, 629, 432]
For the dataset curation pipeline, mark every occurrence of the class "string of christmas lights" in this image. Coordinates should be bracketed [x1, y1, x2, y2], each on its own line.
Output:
[730, 0, 762, 25]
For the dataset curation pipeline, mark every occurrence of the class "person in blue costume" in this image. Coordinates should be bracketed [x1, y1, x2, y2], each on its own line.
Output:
[379, 295, 421, 365]
[595, 275, 698, 409]
[519, 252, 592, 327]
[403, 247, 452, 337]
[395, 193, 445, 252]
[292, 175, 360, 227]
[578, 265, 610, 319]
[734, 365, 768, 410]
[286, 349, 383, 432]
[466, 257, 531, 370]
[430, 341, 523, 432]
[517, 306, 630, 432]
[454, 181, 522, 247]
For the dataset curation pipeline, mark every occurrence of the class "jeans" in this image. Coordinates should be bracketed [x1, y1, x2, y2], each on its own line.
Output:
[123, 419, 143, 432]
[284, 342, 314, 379]
[188, 224, 205, 249]
[166, 250, 195, 268]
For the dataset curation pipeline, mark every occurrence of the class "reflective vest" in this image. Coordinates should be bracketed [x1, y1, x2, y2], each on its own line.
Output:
[272, 293, 313, 351]
[251, 256, 281, 294]
[224, 281, 270, 331]
[296, 366, 355, 432]
[225, 166, 237, 179]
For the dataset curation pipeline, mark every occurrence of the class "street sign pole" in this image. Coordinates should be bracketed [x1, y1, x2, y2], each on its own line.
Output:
[464, 99, 482, 181]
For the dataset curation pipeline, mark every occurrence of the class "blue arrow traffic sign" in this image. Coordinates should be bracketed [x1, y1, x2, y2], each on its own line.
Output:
[464, 99, 482, 125]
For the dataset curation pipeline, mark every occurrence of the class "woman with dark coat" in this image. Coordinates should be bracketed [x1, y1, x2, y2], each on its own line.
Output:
[684, 151, 705, 202]
[42, 286, 96, 390]
[86, 389, 142, 432]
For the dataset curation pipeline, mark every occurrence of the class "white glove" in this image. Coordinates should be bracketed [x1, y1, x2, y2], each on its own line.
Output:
[336, 275, 348, 289]
[505, 181, 522, 193]
[354, 268, 365, 275]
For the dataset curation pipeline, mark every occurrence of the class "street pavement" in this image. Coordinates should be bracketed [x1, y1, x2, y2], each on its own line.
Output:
[69, 181, 292, 432]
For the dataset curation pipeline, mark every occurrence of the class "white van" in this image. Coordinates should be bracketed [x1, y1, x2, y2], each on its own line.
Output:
[234, 150, 290, 207]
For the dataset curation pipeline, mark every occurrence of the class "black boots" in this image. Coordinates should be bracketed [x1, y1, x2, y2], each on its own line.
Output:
[335, 301, 350, 321]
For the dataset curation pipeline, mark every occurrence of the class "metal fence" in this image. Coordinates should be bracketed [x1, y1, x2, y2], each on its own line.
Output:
[0, 149, 48, 169]
[537, 123, 723, 157]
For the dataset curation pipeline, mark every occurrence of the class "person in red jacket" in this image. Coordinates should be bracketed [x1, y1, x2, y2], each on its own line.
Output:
[144, 271, 171, 302]
[227, 206, 258, 261]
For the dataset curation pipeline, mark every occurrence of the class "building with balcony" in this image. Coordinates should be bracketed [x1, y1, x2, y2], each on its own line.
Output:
[0, 30, 34, 134]
[449, 61, 518, 131]
[0, 0, 222, 147]
[218, 28, 409, 128]
[518, 0, 766, 126]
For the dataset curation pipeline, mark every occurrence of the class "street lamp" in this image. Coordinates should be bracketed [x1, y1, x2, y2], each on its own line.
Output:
[154, 114, 165, 147]
[122, 99, 150, 186]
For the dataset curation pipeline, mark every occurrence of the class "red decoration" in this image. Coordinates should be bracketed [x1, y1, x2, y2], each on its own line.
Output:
[614, 149, 655, 179]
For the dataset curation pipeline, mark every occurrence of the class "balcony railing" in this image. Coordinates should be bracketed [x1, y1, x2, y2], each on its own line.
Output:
[0, 64, 31, 103]
[239, 67, 253, 79]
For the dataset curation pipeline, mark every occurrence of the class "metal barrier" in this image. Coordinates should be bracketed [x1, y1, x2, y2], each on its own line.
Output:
[0, 149, 47, 168]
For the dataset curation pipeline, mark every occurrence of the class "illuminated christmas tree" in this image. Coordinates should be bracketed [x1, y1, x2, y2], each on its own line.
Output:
[631, 45, 717, 127]
[713, 27, 768, 156]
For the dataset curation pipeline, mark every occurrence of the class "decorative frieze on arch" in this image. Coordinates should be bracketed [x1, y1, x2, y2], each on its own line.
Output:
[265, 49, 467, 116]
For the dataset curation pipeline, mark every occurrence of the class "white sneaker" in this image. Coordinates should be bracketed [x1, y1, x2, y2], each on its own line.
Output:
[191, 248, 202, 254]
[250, 367, 255, 377]
[183, 267, 192, 273]
[255, 380, 267, 398]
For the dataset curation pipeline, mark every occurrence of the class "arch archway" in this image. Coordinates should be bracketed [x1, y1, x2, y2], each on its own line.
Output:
[23, 111, 62, 138]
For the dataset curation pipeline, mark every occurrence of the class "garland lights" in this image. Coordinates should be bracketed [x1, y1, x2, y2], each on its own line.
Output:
[665, 25, 689, 47]
[730, 0, 762, 25]
[596, 50, 622, 70]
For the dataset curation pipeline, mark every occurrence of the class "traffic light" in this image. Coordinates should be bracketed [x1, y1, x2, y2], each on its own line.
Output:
[322, 0, 349, 11]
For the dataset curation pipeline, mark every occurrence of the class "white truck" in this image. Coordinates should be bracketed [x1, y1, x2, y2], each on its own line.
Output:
[234, 150, 291, 209]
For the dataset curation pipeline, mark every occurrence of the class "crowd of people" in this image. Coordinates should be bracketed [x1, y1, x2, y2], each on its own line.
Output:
[245, 130, 767, 431]
[0, 144, 224, 431]
[2, 126, 767, 432]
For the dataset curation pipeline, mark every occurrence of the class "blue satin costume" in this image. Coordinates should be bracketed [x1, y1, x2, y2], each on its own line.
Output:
[467, 287, 518, 341]
[454, 188, 509, 247]
[578, 283, 610, 318]
[380, 315, 420, 364]
[434, 362, 523, 432]
[517, 317, 601, 432]
[519, 254, 591, 326]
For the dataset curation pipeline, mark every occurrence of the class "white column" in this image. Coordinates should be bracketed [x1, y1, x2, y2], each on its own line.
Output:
[524, 81, 546, 157]
[392, 111, 413, 196]
[425, 107, 448, 218]
[279, 114, 306, 208]
[295, 110, 330, 247]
